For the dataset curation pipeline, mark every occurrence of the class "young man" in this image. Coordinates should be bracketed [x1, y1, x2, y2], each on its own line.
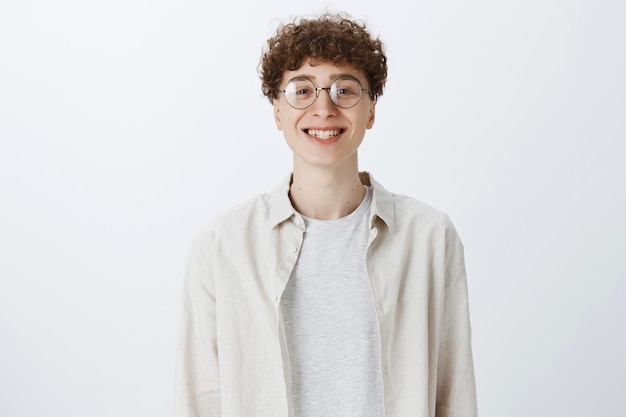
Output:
[175, 13, 477, 417]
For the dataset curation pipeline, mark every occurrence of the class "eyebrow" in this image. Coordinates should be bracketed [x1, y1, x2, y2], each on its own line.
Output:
[291, 73, 354, 81]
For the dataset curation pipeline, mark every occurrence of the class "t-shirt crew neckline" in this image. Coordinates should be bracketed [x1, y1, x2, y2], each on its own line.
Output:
[299, 185, 372, 228]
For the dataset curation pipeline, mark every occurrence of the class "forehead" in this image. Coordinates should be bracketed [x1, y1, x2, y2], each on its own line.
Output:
[282, 59, 367, 85]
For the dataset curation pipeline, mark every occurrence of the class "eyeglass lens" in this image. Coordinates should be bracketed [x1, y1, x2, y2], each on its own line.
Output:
[283, 76, 364, 109]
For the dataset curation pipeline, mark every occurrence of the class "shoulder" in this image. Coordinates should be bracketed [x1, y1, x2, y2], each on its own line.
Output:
[195, 191, 274, 242]
[371, 182, 466, 273]
[369, 176, 454, 234]
[392, 191, 450, 224]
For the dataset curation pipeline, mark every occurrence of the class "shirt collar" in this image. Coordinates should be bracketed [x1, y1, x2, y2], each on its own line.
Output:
[267, 172, 395, 232]
[268, 174, 299, 228]
[360, 171, 395, 233]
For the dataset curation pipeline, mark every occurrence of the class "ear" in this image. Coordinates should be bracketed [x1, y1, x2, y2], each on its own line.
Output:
[273, 98, 283, 130]
[366, 99, 376, 129]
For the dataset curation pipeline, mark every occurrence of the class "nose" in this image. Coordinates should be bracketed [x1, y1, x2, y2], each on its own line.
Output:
[311, 87, 337, 117]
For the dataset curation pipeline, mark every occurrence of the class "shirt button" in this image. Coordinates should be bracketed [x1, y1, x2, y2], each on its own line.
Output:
[273, 294, 279, 302]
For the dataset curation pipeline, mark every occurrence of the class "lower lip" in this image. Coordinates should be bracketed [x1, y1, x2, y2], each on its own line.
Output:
[305, 131, 344, 145]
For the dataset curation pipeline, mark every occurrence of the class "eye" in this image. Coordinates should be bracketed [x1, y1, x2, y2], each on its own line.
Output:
[285, 78, 316, 99]
[334, 77, 361, 97]
[337, 87, 356, 96]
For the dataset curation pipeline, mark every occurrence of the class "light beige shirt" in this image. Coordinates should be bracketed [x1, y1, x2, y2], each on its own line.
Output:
[174, 172, 477, 417]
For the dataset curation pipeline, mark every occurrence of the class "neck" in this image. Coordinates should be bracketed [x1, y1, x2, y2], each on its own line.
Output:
[289, 163, 366, 220]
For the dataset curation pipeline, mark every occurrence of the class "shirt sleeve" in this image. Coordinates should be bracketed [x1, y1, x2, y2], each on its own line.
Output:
[174, 234, 221, 417]
[435, 220, 478, 417]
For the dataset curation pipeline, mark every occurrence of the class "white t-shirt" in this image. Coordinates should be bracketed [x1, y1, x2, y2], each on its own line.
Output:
[280, 186, 384, 417]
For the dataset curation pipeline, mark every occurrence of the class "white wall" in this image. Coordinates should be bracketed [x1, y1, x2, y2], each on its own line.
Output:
[1, 0, 624, 416]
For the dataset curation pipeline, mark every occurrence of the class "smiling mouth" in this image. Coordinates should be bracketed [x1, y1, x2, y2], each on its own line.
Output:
[304, 129, 345, 140]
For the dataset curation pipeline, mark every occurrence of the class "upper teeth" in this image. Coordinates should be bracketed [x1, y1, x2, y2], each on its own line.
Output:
[307, 129, 341, 140]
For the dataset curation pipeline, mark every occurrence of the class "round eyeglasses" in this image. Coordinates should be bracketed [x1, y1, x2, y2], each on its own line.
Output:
[277, 76, 373, 109]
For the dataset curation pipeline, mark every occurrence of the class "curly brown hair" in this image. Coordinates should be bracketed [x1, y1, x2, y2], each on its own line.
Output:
[259, 13, 387, 104]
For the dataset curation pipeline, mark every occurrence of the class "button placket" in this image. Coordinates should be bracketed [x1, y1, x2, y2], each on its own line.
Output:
[272, 221, 304, 308]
